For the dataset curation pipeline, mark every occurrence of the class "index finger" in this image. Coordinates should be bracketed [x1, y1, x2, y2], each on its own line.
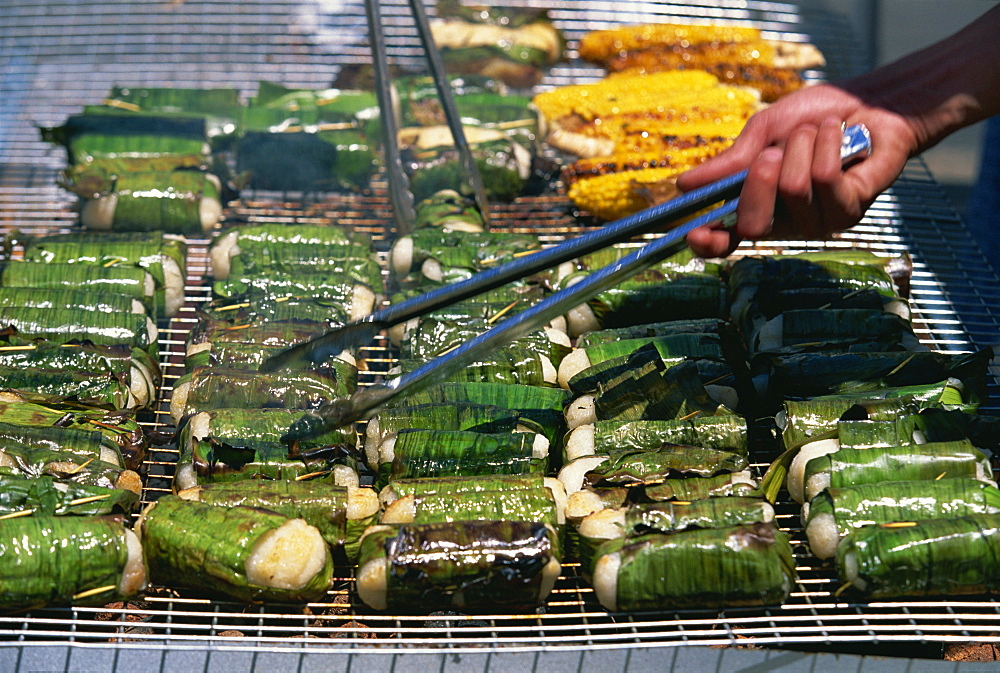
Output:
[676, 115, 776, 191]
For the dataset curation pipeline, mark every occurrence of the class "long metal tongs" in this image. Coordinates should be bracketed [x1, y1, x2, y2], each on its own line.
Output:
[363, 0, 490, 234]
[279, 125, 872, 439]
[264, 124, 872, 374]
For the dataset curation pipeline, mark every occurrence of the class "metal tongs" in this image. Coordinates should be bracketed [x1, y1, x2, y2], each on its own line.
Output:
[273, 124, 872, 439]
[364, 0, 490, 233]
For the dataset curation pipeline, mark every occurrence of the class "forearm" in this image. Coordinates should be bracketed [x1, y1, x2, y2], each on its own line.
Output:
[842, 5, 1000, 155]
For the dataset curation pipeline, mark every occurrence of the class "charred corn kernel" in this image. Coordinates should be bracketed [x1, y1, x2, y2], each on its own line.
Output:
[608, 124, 739, 157]
[579, 23, 763, 64]
[533, 70, 720, 122]
[563, 142, 730, 186]
[568, 167, 684, 221]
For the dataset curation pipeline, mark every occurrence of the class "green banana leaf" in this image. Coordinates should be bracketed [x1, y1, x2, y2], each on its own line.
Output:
[212, 271, 376, 302]
[83, 170, 220, 234]
[0, 287, 143, 315]
[179, 480, 368, 552]
[574, 318, 725, 349]
[590, 417, 749, 456]
[142, 497, 334, 603]
[394, 381, 568, 441]
[0, 474, 138, 516]
[184, 341, 354, 375]
[0, 515, 135, 610]
[643, 473, 762, 501]
[0, 261, 154, 312]
[199, 295, 350, 328]
[395, 345, 556, 387]
[599, 522, 796, 610]
[808, 478, 1000, 540]
[173, 367, 354, 417]
[0, 305, 155, 352]
[40, 113, 209, 164]
[836, 514, 1000, 598]
[382, 428, 545, 487]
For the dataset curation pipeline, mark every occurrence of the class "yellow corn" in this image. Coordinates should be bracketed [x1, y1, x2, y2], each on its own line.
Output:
[568, 166, 686, 221]
[532, 70, 720, 122]
[578, 23, 763, 64]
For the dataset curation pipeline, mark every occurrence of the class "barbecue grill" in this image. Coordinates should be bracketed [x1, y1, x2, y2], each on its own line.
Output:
[2, 0, 999, 668]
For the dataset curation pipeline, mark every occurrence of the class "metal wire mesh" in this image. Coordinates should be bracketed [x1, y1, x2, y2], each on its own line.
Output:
[1, 0, 999, 655]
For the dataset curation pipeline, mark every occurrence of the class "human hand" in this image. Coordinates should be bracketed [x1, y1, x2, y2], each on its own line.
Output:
[676, 82, 920, 257]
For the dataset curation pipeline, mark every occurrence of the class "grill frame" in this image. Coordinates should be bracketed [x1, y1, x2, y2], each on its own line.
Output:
[2, 0, 1000, 656]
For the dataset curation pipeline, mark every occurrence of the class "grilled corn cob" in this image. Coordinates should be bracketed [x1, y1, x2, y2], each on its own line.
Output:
[578, 23, 825, 71]
[533, 70, 730, 124]
[567, 166, 683, 221]
[616, 62, 804, 103]
[579, 23, 762, 61]
[562, 143, 730, 187]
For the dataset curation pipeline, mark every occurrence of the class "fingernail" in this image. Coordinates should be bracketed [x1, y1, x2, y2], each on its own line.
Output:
[759, 147, 783, 162]
[822, 116, 843, 129]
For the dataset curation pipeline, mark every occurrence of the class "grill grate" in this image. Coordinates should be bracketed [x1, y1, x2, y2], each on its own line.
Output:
[2, 0, 1000, 655]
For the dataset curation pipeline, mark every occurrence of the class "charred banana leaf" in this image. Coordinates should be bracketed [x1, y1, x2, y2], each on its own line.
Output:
[0, 515, 145, 610]
[40, 113, 210, 165]
[747, 307, 920, 354]
[174, 407, 360, 491]
[141, 497, 334, 603]
[566, 352, 734, 430]
[356, 520, 562, 611]
[559, 446, 749, 494]
[0, 393, 148, 470]
[557, 332, 728, 389]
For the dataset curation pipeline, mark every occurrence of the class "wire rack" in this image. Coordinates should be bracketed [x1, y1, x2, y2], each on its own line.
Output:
[2, 0, 1000, 658]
